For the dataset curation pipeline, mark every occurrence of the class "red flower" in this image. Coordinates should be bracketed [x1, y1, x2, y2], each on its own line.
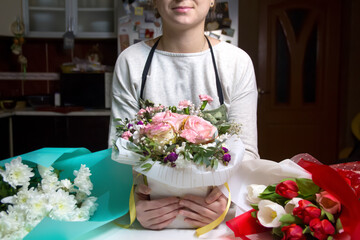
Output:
[276, 180, 299, 199]
[293, 200, 321, 224]
[281, 224, 306, 240]
[309, 218, 335, 240]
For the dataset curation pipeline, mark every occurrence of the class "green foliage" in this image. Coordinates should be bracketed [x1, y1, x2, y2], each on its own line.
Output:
[279, 214, 303, 225]
[296, 178, 320, 198]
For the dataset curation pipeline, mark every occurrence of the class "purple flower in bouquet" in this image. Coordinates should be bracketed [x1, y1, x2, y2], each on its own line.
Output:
[223, 154, 231, 164]
[164, 152, 178, 163]
[222, 147, 229, 153]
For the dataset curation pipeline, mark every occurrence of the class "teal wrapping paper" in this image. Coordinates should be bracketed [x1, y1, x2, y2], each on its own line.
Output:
[0, 148, 133, 240]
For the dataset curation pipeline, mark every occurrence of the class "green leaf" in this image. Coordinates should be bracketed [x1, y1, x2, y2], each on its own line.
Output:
[279, 214, 303, 224]
[250, 210, 257, 219]
[280, 178, 296, 182]
[250, 204, 259, 210]
[303, 226, 311, 234]
[336, 218, 343, 233]
[296, 178, 320, 196]
[272, 227, 283, 237]
[324, 210, 335, 223]
[141, 163, 153, 172]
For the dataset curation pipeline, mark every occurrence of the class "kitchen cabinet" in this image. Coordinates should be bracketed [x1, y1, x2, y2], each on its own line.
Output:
[22, 0, 117, 38]
[12, 115, 110, 156]
[0, 117, 11, 160]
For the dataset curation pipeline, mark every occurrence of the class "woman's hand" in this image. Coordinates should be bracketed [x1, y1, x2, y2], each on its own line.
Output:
[178, 186, 227, 227]
[135, 184, 181, 230]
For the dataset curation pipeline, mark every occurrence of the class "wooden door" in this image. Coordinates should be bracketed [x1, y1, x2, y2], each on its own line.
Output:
[257, 0, 341, 164]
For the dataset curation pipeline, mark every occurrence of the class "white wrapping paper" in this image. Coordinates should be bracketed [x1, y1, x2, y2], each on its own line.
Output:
[112, 135, 245, 189]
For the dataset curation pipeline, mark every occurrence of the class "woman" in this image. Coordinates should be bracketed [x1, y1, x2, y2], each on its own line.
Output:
[108, 0, 259, 230]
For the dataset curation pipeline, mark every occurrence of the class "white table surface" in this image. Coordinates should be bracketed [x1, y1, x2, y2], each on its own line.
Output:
[75, 210, 272, 240]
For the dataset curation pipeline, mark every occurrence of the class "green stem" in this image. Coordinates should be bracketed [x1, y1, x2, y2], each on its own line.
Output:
[200, 101, 208, 111]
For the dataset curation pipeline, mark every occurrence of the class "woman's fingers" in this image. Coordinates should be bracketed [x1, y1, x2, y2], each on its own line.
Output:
[179, 208, 213, 226]
[136, 197, 181, 229]
[135, 184, 151, 201]
[205, 186, 224, 204]
[179, 197, 219, 221]
[178, 190, 228, 226]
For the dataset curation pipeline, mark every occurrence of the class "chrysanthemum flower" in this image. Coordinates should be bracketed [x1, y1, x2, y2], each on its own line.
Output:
[0, 157, 34, 189]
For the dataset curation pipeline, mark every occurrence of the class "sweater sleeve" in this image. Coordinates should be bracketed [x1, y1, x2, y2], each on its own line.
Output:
[227, 51, 259, 161]
[107, 52, 141, 147]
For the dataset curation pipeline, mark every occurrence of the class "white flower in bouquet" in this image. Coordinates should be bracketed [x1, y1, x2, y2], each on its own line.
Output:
[0, 207, 23, 237]
[60, 179, 73, 191]
[0, 157, 34, 189]
[284, 197, 303, 214]
[257, 199, 286, 228]
[246, 184, 267, 204]
[74, 164, 93, 195]
[37, 165, 55, 178]
[48, 189, 77, 221]
[72, 196, 98, 221]
[40, 169, 60, 193]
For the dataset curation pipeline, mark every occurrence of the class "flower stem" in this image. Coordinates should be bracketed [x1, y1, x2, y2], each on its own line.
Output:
[200, 101, 208, 111]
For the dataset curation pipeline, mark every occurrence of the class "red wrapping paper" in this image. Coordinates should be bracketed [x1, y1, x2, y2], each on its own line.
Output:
[225, 209, 269, 239]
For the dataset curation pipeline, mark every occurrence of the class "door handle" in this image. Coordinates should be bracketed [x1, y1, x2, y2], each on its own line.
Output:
[258, 88, 270, 95]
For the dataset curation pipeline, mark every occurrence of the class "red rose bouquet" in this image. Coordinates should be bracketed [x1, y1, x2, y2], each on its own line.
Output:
[226, 154, 360, 240]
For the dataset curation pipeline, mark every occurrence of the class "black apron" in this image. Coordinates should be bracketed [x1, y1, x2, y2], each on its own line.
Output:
[140, 36, 224, 105]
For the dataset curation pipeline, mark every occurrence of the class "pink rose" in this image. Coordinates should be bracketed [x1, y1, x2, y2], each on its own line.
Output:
[180, 115, 217, 144]
[199, 94, 213, 103]
[178, 100, 191, 110]
[121, 131, 132, 140]
[142, 122, 176, 145]
[137, 109, 146, 117]
[152, 110, 187, 132]
[316, 191, 341, 214]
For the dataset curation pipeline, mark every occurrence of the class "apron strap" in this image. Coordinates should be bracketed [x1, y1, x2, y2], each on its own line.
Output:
[140, 36, 224, 105]
[140, 37, 161, 100]
[205, 35, 224, 105]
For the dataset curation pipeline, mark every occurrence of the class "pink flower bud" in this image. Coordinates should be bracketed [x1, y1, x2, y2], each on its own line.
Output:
[316, 191, 341, 214]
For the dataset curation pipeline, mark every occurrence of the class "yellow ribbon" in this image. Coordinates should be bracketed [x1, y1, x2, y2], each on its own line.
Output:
[114, 174, 143, 228]
[195, 182, 231, 237]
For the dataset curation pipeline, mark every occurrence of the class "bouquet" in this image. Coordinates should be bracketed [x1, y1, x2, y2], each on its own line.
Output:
[113, 94, 241, 171]
[0, 156, 97, 240]
[112, 94, 245, 231]
[226, 155, 360, 240]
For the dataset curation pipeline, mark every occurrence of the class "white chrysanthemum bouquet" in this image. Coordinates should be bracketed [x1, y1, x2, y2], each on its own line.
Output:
[0, 157, 97, 240]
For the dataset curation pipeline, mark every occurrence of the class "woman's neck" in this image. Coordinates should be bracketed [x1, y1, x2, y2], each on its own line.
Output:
[158, 26, 207, 53]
